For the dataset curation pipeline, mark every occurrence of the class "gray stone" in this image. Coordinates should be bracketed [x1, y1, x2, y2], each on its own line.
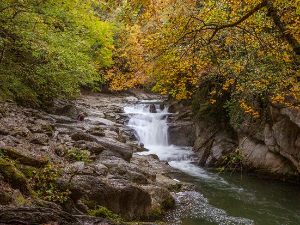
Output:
[168, 121, 196, 146]
[12, 127, 32, 138]
[86, 142, 106, 154]
[91, 163, 108, 176]
[67, 175, 152, 221]
[97, 137, 133, 161]
[240, 136, 295, 174]
[71, 132, 97, 142]
[0, 207, 80, 225]
[0, 123, 9, 135]
[29, 133, 49, 145]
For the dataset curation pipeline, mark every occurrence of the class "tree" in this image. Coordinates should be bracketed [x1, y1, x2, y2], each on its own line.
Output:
[0, 0, 114, 103]
[117, 0, 300, 122]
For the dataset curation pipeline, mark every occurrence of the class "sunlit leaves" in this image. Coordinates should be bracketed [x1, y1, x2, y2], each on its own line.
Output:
[0, 0, 114, 102]
[120, 0, 300, 120]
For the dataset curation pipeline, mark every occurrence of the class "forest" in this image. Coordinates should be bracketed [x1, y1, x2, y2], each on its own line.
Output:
[1, 1, 300, 224]
[1, 0, 300, 125]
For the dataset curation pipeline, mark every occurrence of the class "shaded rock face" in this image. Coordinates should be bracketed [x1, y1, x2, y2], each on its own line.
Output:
[167, 98, 300, 179]
[68, 175, 152, 221]
[168, 121, 196, 146]
[191, 106, 300, 180]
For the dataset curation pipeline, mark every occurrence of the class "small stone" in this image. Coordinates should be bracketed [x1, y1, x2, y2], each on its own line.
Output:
[29, 133, 49, 145]
[87, 142, 106, 154]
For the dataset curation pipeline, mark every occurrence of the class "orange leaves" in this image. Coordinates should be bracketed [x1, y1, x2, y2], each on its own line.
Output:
[239, 100, 260, 118]
[103, 0, 300, 120]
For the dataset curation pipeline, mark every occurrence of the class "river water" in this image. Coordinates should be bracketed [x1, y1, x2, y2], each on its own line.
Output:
[124, 101, 300, 225]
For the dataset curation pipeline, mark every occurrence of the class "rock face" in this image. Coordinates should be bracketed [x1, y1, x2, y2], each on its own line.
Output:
[166, 98, 300, 180]
[0, 92, 183, 224]
[188, 105, 300, 180]
[168, 121, 196, 146]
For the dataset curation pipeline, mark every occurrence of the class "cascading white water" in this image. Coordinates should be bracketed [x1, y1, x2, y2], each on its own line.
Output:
[124, 102, 169, 148]
[124, 101, 196, 162]
[125, 101, 209, 166]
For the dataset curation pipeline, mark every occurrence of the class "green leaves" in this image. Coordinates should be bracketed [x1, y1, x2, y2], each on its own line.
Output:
[0, 0, 114, 103]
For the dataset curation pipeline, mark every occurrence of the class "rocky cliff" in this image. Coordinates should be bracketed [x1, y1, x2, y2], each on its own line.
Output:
[169, 101, 300, 181]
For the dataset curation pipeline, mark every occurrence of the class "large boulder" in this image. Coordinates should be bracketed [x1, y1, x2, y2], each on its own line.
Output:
[168, 121, 196, 146]
[96, 137, 133, 161]
[66, 175, 152, 221]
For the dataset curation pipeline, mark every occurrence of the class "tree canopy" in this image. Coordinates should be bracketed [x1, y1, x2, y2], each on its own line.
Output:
[1, 0, 300, 124]
[105, 0, 300, 123]
[0, 0, 114, 103]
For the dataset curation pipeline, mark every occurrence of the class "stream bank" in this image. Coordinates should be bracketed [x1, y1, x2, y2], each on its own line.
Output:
[0, 90, 194, 224]
[168, 99, 300, 182]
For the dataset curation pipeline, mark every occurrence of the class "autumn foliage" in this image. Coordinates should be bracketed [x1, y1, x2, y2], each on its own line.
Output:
[106, 0, 300, 123]
[1, 0, 300, 123]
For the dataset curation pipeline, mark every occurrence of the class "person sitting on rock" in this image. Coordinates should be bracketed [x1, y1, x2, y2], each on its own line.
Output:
[77, 113, 85, 121]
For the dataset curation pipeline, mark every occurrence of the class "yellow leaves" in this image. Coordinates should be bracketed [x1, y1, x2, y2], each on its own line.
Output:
[271, 95, 285, 104]
[239, 100, 260, 118]
[210, 99, 217, 104]
[222, 78, 235, 91]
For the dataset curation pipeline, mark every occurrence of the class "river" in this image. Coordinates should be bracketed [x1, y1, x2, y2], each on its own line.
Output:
[124, 101, 300, 225]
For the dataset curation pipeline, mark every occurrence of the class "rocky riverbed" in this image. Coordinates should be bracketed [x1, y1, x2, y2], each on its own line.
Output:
[0, 90, 194, 225]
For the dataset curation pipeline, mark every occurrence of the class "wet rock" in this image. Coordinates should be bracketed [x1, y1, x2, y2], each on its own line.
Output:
[149, 104, 157, 113]
[109, 166, 149, 184]
[89, 128, 105, 137]
[272, 117, 300, 171]
[155, 174, 182, 192]
[46, 99, 78, 117]
[240, 136, 295, 174]
[71, 132, 97, 142]
[90, 163, 108, 176]
[29, 119, 53, 133]
[12, 127, 32, 138]
[97, 138, 132, 161]
[75, 199, 89, 213]
[34, 199, 63, 211]
[68, 161, 85, 172]
[0, 135, 20, 146]
[205, 133, 237, 167]
[168, 121, 196, 146]
[142, 186, 176, 212]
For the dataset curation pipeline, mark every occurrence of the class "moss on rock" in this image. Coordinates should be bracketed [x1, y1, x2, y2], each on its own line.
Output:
[0, 146, 47, 167]
[0, 157, 36, 196]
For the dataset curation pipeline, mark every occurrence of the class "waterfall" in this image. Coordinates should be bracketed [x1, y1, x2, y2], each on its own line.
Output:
[124, 101, 196, 162]
[124, 102, 169, 148]
[124, 100, 256, 225]
[123, 100, 298, 225]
